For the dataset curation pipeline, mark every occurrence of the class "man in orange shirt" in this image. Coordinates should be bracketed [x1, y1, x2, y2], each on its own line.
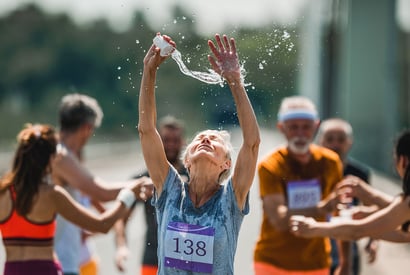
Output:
[253, 96, 348, 275]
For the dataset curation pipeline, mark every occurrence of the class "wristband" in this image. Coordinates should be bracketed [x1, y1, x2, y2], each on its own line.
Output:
[116, 188, 136, 209]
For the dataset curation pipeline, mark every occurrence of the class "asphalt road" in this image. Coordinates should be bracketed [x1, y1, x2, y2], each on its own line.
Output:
[1, 128, 409, 274]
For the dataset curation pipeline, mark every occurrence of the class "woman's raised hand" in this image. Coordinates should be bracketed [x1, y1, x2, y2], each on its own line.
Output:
[207, 34, 241, 82]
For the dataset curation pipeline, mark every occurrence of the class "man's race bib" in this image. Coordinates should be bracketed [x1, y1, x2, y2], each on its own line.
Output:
[164, 222, 215, 273]
[287, 179, 321, 209]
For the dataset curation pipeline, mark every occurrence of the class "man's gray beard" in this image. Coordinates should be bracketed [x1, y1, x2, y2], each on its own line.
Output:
[288, 137, 310, 155]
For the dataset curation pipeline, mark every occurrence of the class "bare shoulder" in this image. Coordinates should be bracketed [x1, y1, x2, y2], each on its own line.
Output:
[37, 182, 59, 202]
[52, 145, 74, 166]
[51, 146, 81, 179]
[46, 183, 67, 197]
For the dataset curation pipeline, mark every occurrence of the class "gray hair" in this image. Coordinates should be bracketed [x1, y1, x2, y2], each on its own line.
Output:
[58, 93, 103, 132]
[182, 129, 233, 184]
[317, 118, 353, 141]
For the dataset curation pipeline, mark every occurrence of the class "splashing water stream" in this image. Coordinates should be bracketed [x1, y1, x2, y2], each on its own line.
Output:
[171, 49, 224, 86]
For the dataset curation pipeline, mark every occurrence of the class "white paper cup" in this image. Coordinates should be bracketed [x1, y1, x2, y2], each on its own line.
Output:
[339, 208, 353, 220]
[153, 35, 174, 56]
[291, 215, 306, 221]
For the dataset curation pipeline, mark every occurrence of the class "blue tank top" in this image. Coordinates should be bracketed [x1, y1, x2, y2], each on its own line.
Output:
[153, 166, 249, 275]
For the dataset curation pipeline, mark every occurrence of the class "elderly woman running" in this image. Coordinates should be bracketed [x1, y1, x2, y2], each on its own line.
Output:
[137, 33, 260, 274]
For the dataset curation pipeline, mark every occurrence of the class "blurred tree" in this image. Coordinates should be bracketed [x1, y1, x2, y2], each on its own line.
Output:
[0, 3, 299, 143]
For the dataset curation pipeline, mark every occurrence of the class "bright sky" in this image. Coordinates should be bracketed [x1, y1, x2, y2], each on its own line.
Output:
[0, 0, 311, 34]
[0, 0, 409, 34]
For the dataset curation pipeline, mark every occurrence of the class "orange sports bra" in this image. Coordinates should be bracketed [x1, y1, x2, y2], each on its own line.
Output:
[0, 186, 56, 246]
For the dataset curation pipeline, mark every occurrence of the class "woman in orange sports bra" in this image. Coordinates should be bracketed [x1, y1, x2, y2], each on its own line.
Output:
[0, 124, 152, 275]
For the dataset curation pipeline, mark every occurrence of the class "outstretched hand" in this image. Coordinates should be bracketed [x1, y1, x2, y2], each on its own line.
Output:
[336, 175, 367, 201]
[350, 205, 379, 219]
[207, 34, 241, 82]
[128, 176, 154, 202]
[289, 215, 318, 238]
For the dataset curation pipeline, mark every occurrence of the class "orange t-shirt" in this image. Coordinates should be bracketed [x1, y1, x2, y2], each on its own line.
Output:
[253, 145, 343, 271]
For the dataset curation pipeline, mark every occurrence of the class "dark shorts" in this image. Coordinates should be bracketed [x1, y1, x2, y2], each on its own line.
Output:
[4, 260, 62, 275]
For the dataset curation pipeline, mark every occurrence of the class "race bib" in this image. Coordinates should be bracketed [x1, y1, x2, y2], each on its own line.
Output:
[164, 222, 215, 273]
[287, 179, 321, 209]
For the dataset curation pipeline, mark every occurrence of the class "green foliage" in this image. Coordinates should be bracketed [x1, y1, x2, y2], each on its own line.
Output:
[0, 3, 299, 143]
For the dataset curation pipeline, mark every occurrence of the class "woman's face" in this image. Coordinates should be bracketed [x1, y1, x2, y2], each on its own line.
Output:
[186, 131, 229, 169]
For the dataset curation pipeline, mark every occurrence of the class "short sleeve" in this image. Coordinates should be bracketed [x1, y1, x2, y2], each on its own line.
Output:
[258, 162, 284, 197]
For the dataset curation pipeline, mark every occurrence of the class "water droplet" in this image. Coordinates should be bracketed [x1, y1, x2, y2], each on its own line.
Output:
[117, 66, 121, 70]
[117, 76, 121, 80]
[136, 40, 140, 44]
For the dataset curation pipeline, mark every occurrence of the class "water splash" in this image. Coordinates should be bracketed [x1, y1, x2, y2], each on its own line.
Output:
[170, 49, 224, 86]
